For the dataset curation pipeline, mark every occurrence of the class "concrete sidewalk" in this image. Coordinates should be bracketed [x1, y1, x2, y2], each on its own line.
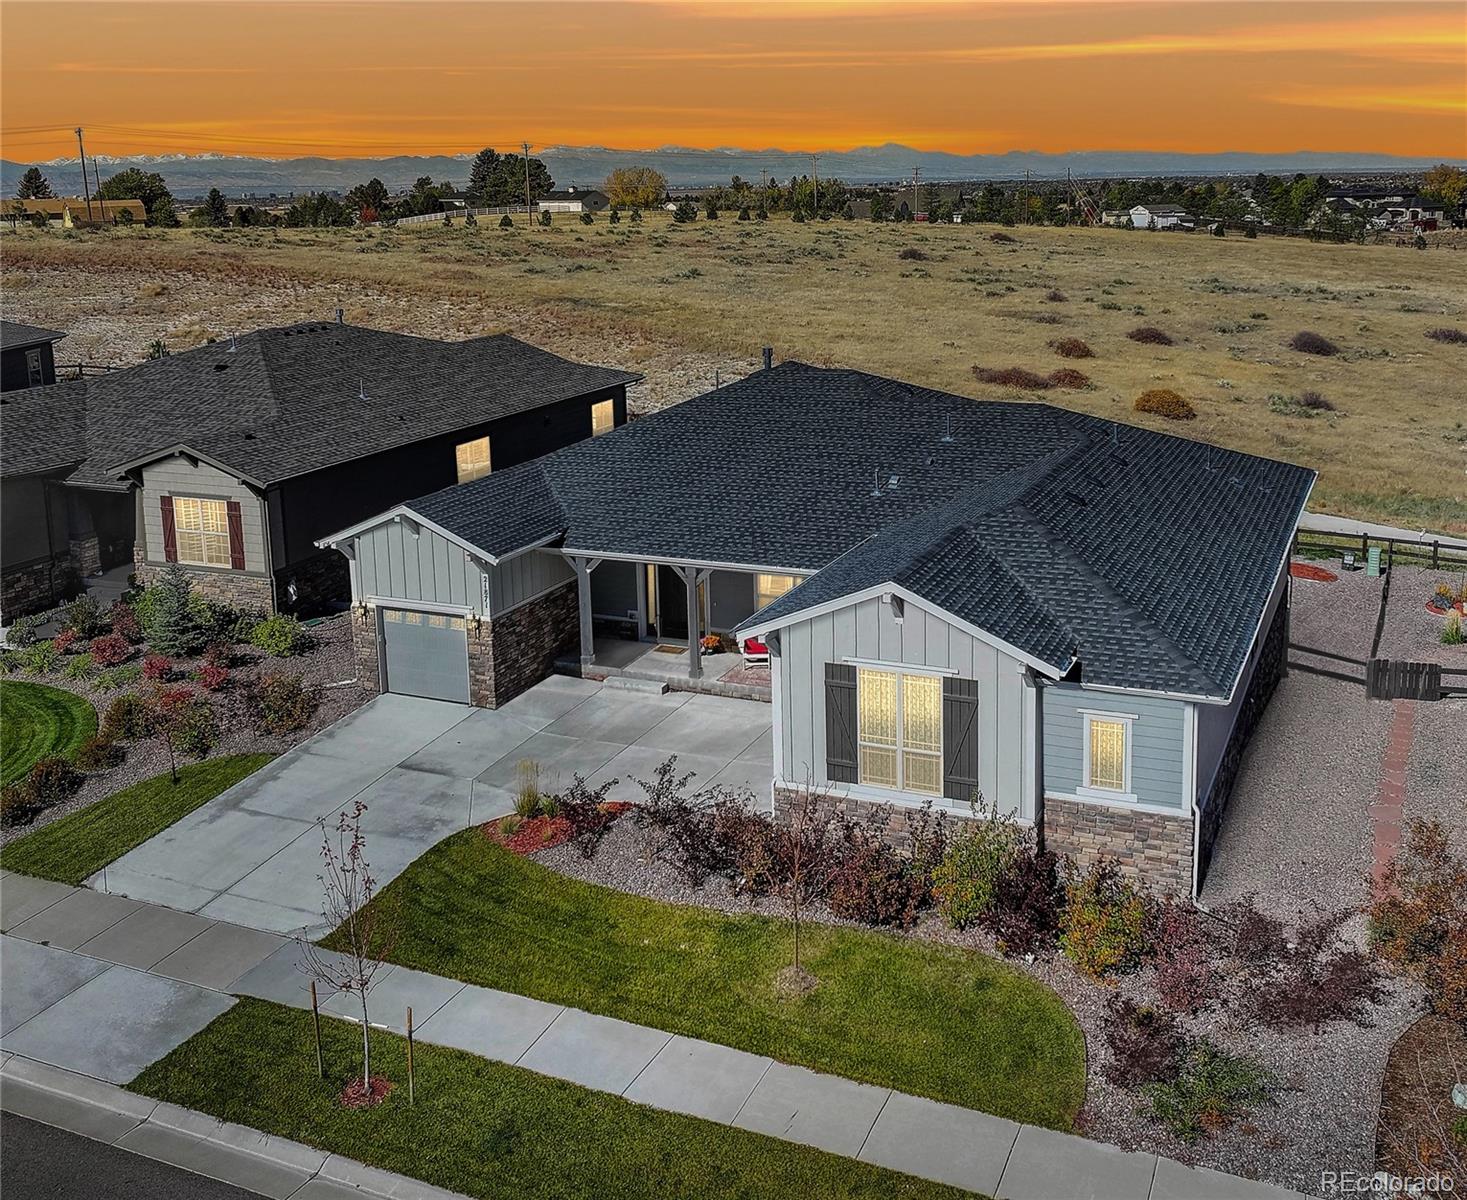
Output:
[1, 870, 1304, 1200]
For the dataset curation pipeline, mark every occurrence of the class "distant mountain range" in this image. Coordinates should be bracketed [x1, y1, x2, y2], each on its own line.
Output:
[3, 143, 1459, 197]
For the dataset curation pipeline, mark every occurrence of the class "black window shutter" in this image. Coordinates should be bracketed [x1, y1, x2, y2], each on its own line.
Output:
[824, 662, 858, 783]
[942, 677, 980, 802]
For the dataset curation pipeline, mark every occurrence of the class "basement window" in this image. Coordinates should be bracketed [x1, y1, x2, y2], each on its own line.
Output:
[455, 436, 491, 484]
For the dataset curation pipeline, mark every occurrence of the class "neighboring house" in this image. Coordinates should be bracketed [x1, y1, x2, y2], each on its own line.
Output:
[1099, 209, 1130, 227]
[0, 320, 65, 392]
[1129, 204, 1193, 230]
[536, 187, 611, 214]
[0, 197, 146, 228]
[320, 360, 1314, 898]
[0, 319, 638, 620]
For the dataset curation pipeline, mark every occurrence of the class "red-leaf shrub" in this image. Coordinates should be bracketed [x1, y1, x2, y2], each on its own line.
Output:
[1103, 996, 1184, 1088]
[109, 601, 142, 643]
[979, 846, 1066, 956]
[1148, 902, 1214, 1013]
[1252, 948, 1385, 1030]
[196, 664, 230, 691]
[101, 693, 155, 740]
[75, 735, 125, 771]
[29, 756, 83, 807]
[1048, 368, 1091, 389]
[52, 629, 79, 654]
[1050, 337, 1094, 359]
[973, 365, 1054, 389]
[827, 833, 928, 928]
[1127, 326, 1174, 346]
[1, 781, 41, 828]
[244, 671, 321, 735]
[143, 654, 174, 681]
[89, 633, 131, 668]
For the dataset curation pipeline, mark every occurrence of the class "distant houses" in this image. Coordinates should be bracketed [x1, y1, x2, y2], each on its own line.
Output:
[1128, 203, 1193, 231]
[1, 197, 146, 228]
[536, 187, 610, 215]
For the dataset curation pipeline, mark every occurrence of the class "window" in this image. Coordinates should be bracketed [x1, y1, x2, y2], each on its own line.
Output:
[591, 398, 615, 436]
[25, 349, 43, 386]
[1082, 713, 1133, 798]
[173, 497, 232, 568]
[754, 573, 799, 610]
[455, 436, 491, 483]
[856, 667, 942, 796]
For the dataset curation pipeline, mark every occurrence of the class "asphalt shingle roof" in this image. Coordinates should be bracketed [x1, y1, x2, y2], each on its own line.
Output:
[0, 382, 88, 478]
[5, 322, 638, 490]
[1, 320, 67, 349]
[405, 363, 1314, 699]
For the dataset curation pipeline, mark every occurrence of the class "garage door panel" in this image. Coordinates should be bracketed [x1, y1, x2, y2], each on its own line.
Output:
[381, 608, 470, 704]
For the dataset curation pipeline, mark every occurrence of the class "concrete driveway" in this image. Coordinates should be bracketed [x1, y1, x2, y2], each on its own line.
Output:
[93, 677, 772, 937]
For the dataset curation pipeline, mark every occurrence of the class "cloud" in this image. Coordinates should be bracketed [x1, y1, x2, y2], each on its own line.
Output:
[1269, 83, 1467, 117]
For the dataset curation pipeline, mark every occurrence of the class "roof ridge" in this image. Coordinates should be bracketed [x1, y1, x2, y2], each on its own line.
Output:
[949, 524, 1081, 651]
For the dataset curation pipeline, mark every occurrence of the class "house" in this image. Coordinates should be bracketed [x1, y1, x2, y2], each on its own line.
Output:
[320, 360, 1314, 898]
[1099, 210, 1129, 227]
[0, 318, 638, 621]
[1129, 204, 1193, 230]
[0, 320, 65, 392]
[536, 187, 611, 215]
[0, 197, 146, 228]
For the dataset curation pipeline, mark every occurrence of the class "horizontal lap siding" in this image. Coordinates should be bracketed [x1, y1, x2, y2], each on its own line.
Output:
[779, 595, 1033, 820]
[1041, 683, 1186, 809]
[355, 521, 484, 612]
[140, 459, 266, 573]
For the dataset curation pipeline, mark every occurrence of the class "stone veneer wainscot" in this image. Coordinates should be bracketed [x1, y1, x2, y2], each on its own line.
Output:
[1041, 794, 1193, 898]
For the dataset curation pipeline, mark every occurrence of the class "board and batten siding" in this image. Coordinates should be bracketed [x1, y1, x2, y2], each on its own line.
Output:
[351, 519, 570, 617]
[139, 458, 266, 573]
[777, 594, 1037, 820]
[1041, 683, 1187, 810]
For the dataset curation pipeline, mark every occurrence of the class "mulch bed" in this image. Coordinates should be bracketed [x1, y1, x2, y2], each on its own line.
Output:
[1290, 562, 1339, 583]
[1376, 1015, 1465, 1187]
[486, 802, 633, 856]
[339, 1075, 395, 1109]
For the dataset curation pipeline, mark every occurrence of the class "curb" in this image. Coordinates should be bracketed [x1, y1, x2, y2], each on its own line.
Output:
[0, 1054, 469, 1200]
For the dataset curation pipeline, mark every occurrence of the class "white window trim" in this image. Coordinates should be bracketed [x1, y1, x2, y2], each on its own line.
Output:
[855, 666, 944, 799]
[843, 656, 956, 678]
[1078, 711, 1137, 804]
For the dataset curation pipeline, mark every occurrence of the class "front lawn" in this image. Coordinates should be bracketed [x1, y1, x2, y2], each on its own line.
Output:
[0, 681, 97, 786]
[0, 753, 273, 885]
[325, 832, 1086, 1130]
[131, 999, 978, 1200]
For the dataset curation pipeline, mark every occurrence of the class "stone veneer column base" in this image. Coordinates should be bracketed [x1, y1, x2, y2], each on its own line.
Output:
[133, 562, 275, 612]
[69, 535, 102, 580]
[350, 608, 381, 695]
[477, 582, 579, 708]
[1041, 795, 1193, 898]
[1, 554, 77, 621]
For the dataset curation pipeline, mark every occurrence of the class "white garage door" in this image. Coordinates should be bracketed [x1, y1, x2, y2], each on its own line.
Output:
[380, 608, 470, 704]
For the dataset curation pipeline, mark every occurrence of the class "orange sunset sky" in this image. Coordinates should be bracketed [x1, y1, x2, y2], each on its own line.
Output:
[2, 0, 1464, 162]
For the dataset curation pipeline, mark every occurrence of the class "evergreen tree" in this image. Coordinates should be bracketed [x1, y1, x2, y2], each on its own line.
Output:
[146, 564, 206, 656]
[344, 177, 390, 222]
[538, 209, 552, 227]
[16, 167, 53, 199]
[499, 214, 514, 229]
[609, 207, 621, 225]
[466, 148, 501, 205]
[202, 187, 229, 227]
[630, 208, 643, 223]
[673, 200, 698, 223]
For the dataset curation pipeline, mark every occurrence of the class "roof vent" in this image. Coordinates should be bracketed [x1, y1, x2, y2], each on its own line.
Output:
[1108, 452, 1129, 467]
[1065, 491, 1089, 507]
[941, 413, 954, 443]
[227, 334, 237, 353]
[359, 379, 368, 401]
[870, 468, 883, 497]
[242, 431, 257, 440]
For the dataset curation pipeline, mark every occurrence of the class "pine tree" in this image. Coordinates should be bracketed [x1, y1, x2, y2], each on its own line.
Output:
[146, 563, 206, 656]
[16, 167, 53, 200]
[204, 188, 229, 227]
[466, 148, 500, 205]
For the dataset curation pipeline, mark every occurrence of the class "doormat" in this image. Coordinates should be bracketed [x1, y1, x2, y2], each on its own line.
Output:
[652, 644, 686, 655]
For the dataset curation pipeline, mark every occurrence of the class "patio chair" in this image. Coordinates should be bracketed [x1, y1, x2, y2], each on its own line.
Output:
[741, 636, 770, 666]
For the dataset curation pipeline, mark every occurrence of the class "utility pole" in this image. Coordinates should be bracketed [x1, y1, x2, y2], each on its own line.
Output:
[75, 127, 95, 225]
[522, 140, 532, 227]
[811, 154, 819, 217]
[912, 165, 920, 221]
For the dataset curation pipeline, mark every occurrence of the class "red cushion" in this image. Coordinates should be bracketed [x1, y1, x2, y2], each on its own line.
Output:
[743, 636, 768, 654]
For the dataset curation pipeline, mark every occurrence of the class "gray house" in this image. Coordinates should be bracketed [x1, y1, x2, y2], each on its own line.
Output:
[320, 361, 1313, 896]
[1, 320, 66, 392]
[0, 319, 637, 620]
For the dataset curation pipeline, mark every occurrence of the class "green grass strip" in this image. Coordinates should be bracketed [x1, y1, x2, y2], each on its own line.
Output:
[131, 999, 979, 1200]
[1, 681, 97, 786]
[324, 832, 1085, 1130]
[0, 753, 273, 885]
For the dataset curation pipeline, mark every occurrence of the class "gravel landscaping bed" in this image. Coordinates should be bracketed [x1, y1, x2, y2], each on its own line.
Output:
[1, 613, 369, 847]
[536, 817, 1420, 1197]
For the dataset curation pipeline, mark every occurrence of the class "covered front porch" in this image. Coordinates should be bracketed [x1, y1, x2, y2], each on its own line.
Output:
[556, 556, 795, 700]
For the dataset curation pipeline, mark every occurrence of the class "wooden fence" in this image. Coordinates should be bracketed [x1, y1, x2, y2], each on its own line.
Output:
[1288, 642, 1467, 701]
[1293, 529, 1467, 571]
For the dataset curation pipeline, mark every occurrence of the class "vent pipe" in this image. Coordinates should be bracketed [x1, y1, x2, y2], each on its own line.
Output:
[761, 346, 773, 371]
[335, 307, 344, 324]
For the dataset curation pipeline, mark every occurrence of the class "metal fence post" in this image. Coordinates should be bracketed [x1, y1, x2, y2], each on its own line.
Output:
[406, 1006, 415, 1105]
[310, 981, 324, 1079]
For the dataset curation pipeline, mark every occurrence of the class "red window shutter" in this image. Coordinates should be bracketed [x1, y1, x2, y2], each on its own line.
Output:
[226, 500, 245, 570]
[160, 495, 178, 563]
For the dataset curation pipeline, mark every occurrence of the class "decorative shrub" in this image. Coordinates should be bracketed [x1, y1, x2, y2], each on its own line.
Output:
[93, 664, 143, 692]
[88, 633, 132, 668]
[195, 664, 230, 691]
[1298, 390, 1334, 411]
[554, 774, 620, 859]
[22, 641, 60, 675]
[0, 650, 18, 674]
[1147, 902, 1214, 1013]
[143, 564, 208, 657]
[244, 671, 320, 735]
[1, 781, 40, 827]
[142, 654, 174, 681]
[6, 614, 41, 647]
[1103, 996, 1184, 1088]
[75, 735, 125, 771]
[1047, 368, 1091, 389]
[898, 248, 929, 261]
[672, 200, 698, 223]
[62, 653, 94, 681]
[1050, 338, 1094, 359]
[63, 596, 106, 638]
[1060, 859, 1150, 979]
[1253, 946, 1384, 1030]
[973, 366, 1053, 390]
[827, 832, 928, 928]
[932, 809, 1025, 929]
[1134, 389, 1196, 420]
[101, 692, 153, 741]
[29, 755, 84, 807]
[1141, 1040, 1276, 1143]
[499, 214, 514, 229]
[52, 629, 79, 654]
[1443, 613, 1464, 646]
[1289, 330, 1339, 356]
[250, 614, 308, 657]
[1426, 328, 1467, 345]
[1370, 819, 1467, 1022]
[1126, 326, 1174, 346]
[513, 759, 548, 819]
[980, 846, 1066, 956]
[166, 695, 219, 759]
[579, 211, 594, 226]
[1044, 289, 1067, 302]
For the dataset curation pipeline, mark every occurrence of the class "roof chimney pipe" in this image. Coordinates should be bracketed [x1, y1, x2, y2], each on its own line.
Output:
[335, 308, 344, 324]
[761, 346, 773, 371]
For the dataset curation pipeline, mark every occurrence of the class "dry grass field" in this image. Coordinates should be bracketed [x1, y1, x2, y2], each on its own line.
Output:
[4, 216, 1464, 531]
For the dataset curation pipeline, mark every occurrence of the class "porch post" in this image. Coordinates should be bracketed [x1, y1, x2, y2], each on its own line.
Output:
[683, 567, 702, 678]
[568, 556, 601, 667]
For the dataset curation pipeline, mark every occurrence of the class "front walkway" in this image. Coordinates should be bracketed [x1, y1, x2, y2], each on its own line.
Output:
[90, 677, 772, 936]
[0, 873, 1303, 1200]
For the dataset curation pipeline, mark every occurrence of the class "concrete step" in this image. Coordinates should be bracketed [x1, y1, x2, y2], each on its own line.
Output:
[602, 674, 670, 694]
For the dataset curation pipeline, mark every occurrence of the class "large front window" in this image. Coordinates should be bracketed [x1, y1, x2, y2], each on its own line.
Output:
[173, 496, 231, 567]
[857, 667, 942, 795]
[455, 436, 491, 483]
